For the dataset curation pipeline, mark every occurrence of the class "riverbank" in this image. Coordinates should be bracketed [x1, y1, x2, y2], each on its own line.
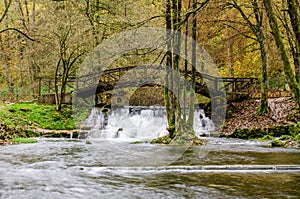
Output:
[221, 97, 300, 148]
[1, 98, 300, 148]
[0, 102, 78, 144]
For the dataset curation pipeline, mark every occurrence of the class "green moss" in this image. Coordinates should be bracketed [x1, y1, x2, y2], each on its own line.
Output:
[11, 137, 38, 144]
[151, 134, 172, 144]
[231, 123, 300, 141]
[231, 128, 248, 139]
[259, 135, 274, 141]
[130, 140, 148, 144]
[279, 135, 293, 141]
[231, 128, 266, 139]
[151, 130, 205, 146]
[271, 140, 285, 147]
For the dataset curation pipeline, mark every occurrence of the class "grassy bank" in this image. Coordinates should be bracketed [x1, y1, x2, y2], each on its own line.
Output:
[1, 102, 75, 130]
[0, 102, 77, 142]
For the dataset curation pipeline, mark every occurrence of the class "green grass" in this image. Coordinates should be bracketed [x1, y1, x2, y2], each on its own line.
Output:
[11, 137, 38, 144]
[0, 102, 7, 107]
[0, 102, 75, 130]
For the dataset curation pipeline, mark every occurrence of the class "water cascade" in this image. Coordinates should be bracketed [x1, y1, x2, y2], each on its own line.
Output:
[81, 106, 215, 140]
[193, 109, 215, 136]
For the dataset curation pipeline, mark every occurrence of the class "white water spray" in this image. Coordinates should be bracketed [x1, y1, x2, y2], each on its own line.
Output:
[82, 107, 214, 140]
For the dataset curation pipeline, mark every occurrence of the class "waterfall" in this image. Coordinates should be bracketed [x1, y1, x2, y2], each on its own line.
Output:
[193, 109, 215, 136]
[80, 106, 214, 140]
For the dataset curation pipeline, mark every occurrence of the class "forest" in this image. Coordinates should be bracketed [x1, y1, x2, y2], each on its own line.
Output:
[0, 1, 300, 198]
[1, 0, 300, 140]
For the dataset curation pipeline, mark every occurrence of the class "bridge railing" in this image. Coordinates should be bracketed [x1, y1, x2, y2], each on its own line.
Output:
[74, 65, 289, 100]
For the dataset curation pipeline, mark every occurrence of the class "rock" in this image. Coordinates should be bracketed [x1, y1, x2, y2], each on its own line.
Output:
[230, 123, 299, 140]
[271, 140, 285, 147]
[78, 131, 89, 139]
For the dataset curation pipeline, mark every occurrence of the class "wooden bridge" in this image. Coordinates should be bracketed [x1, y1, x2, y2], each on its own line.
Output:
[74, 65, 266, 105]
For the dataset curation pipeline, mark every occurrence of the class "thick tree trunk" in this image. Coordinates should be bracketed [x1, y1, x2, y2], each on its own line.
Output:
[231, 0, 269, 114]
[183, 0, 191, 122]
[263, 0, 300, 108]
[187, 0, 197, 126]
[257, 36, 269, 114]
[164, 0, 186, 138]
[254, 0, 268, 114]
[157, 0, 205, 145]
[287, 0, 300, 84]
[165, 0, 175, 138]
[173, 0, 183, 133]
[3, 0, 14, 97]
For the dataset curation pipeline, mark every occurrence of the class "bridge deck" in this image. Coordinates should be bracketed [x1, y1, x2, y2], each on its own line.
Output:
[73, 65, 287, 101]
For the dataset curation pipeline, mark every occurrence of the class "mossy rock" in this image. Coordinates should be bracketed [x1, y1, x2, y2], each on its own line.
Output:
[279, 135, 293, 141]
[288, 124, 300, 136]
[231, 128, 266, 139]
[231, 124, 300, 140]
[249, 128, 267, 139]
[151, 132, 205, 146]
[271, 140, 285, 147]
[259, 135, 274, 141]
[287, 110, 300, 122]
[131, 140, 148, 144]
[267, 125, 289, 137]
[231, 128, 249, 139]
[151, 134, 172, 144]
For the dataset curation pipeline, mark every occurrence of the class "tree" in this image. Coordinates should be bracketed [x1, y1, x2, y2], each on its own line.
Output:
[263, 0, 300, 109]
[162, 0, 209, 144]
[286, 0, 300, 85]
[50, 1, 87, 111]
[187, 0, 197, 125]
[226, 0, 269, 114]
[0, 0, 11, 24]
[54, 25, 85, 111]
[0, 0, 14, 97]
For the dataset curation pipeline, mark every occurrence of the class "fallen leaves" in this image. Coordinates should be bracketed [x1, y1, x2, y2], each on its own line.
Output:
[222, 97, 297, 135]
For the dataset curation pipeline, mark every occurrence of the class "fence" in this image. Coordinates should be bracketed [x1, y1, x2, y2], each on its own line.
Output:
[0, 77, 75, 102]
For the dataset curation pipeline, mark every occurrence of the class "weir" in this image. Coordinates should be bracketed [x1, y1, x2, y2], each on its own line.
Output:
[80, 107, 215, 140]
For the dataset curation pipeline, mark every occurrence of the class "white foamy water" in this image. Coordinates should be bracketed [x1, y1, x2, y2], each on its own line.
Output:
[81, 107, 214, 140]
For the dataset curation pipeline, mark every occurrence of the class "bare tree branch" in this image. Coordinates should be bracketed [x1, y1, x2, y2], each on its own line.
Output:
[0, 27, 35, 41]
[0, 0, 12, 24]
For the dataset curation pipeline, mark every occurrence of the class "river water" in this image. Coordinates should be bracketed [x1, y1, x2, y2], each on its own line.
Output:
[0, 108, 300, 198]
[0, 137, 299, 199]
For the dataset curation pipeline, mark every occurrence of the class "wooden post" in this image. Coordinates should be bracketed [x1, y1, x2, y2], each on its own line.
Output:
[214, 77, 218, 91]
[48, 80, 51, 93]
[75, 78, 79, 94]
[233, 79, 236, 93]
[38, 77, 42, 97]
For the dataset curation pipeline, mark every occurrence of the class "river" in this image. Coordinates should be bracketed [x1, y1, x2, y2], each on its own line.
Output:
[0, 137, 299, 199]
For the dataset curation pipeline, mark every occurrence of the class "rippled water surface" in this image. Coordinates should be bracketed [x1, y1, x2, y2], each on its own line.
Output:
[0, 138, 299, 198]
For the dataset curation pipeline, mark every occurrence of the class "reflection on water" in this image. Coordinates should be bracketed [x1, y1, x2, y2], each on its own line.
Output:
[0, 138, 299, 198]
